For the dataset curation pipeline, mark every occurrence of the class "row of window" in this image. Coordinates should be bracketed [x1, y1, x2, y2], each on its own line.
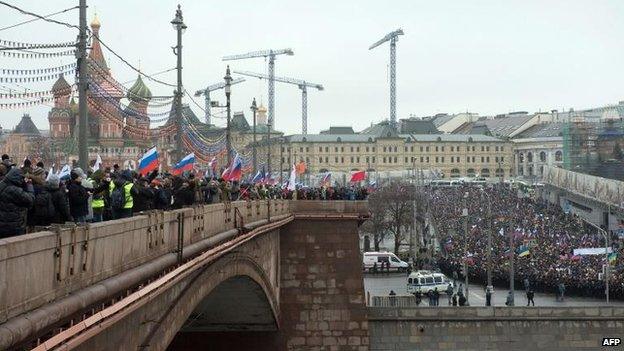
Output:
[285, 145, 506, 154]
[293, 155, 507, 165]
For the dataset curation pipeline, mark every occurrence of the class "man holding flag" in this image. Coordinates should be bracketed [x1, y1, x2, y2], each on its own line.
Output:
[172, 153, 195, 176]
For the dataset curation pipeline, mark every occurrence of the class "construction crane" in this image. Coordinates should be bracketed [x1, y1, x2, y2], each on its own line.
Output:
[234, 70, 323, 135]
[194, 78, 245, 125]
[369, 29, 404, 129]
[222, 48, 294, 128]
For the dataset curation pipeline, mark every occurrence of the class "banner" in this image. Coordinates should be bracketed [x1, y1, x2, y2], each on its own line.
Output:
[573, 247, 613, 256]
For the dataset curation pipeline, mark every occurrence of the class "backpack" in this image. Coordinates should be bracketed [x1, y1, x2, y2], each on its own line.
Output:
[34, 191, 55, 220]
[110, 184, 126, 210]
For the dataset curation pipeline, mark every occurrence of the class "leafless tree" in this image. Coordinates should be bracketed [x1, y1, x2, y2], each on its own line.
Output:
[367, 181, 418, 255]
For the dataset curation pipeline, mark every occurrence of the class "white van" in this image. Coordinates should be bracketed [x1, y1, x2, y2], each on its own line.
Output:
[362, 252, 409, 272]
[407, 271, 452, 294]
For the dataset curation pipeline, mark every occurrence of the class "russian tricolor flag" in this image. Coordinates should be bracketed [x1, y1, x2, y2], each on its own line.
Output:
[222, 153, 243, 181]
[138, 147, 159, 176]
[172, 153, 195, 175]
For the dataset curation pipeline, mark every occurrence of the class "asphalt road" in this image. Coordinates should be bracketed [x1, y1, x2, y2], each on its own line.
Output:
[363, 273, 624, 307]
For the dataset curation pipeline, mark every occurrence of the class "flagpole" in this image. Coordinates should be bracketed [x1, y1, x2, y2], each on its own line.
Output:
[509, 222, 515, 306]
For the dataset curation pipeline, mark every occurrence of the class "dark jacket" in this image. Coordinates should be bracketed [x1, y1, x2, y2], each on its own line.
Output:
[172, 184, 194, 209]
[67, 180, 89, 218]
[132, 183, 155, 213]
[0, 169, 34, 237]
[50, 183, 72, 224]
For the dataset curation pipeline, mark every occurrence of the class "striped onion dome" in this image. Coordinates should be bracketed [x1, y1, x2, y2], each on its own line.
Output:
[127, 75, 152, 102]
[51, 74, 71, 96]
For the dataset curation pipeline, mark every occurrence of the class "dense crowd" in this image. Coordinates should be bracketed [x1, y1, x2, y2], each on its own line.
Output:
[429, 184, 624, 300]
[0, 154, 368, 239]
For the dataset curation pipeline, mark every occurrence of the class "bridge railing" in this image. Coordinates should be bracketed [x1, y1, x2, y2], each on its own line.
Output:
[0, 199, 289, 323]
[371, 295, 419, 308]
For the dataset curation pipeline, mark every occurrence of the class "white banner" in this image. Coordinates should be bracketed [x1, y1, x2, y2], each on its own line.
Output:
[573, 247, 613, 256]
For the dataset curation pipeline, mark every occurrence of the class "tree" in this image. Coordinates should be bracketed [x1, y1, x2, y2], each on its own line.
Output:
[367, 181, 418, 255]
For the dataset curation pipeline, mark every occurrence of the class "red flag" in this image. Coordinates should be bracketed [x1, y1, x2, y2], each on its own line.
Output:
[350, 170, 366, 182]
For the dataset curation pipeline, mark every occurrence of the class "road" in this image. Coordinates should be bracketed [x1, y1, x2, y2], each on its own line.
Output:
[363, 273, 624, 307]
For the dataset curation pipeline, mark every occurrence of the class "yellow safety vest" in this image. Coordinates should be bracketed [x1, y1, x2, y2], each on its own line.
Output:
[109, 181, 134, 209]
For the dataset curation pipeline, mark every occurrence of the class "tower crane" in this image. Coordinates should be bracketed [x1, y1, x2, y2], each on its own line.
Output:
[194, 78, 245, 125]
[233, 70, 323, 135]
[369, 29, 404, 129]
[222, 48, 294, 129]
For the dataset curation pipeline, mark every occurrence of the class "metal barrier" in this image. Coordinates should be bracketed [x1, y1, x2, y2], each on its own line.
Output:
[371, 295, 419, 308]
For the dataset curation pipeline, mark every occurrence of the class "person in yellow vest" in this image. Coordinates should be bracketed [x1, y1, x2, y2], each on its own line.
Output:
[89, 170, 109, 223]
[109, 170, 137, 219]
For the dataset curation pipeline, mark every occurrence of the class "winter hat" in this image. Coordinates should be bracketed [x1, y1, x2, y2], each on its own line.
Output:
[73, 167, 86, 178]
[47, 173, 60, 188]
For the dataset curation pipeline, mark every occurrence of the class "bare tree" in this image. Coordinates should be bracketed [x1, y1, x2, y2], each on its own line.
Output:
[367, 181, 417, 255]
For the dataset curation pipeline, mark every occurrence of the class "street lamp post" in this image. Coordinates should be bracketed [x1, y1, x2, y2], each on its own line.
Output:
[508, 221, 515, 306]
[584, 220, 611, 303]
[224, 66, 232, 165]
[462, 191, 470, 305]
[480, 190, 493, 290]
[267, 121, 272, 222]
[171, 5, 186, 163]
[251, 98, 258, 174]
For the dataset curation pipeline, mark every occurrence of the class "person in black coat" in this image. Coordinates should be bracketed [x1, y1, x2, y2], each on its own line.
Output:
[67, 170, 89, 223]
[132, 177, 155, 213]
[47, 174, 72, 224]
[0, 168, 35, 237]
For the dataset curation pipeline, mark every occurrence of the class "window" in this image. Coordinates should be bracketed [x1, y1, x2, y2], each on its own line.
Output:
[451, 157, 454, 163]
[435, 156, 439, 163]
[319, 157, 322, 163]
[435, 146, 439, 152]
[300, 147, 303, 152]
[366, 147, 369, 152]
[481, 156, 484, 163]
[335, 147, 338, 152]
[357, 156, 360, 163]
[420, 157, 424, 162]
[451, 146, 454, 152]
[441, 157, 445, 163]
[366, 156, 369, 163]
[472, 156, 475, 162]
[350, 156, 354, 163]
[341, 147, 344, 152]
[467, 157, 470, 163]
[420, 146, 423, 152]
[281, 147, 285, 152]
[306, 157, 310, 164]
[372, 147, 376, 152]
[555, 151, 562, 161]
[383, 146, 387, 152]
[500, 147, 504, 152]
[319, 147, 322, 152]
[486, 146, 490, 152]
[487, 156, 490, 162]
[325, 147, 329, 152]
[411, 157, 414, 162]
[472, 146, 476, 152]
[411, 146, 414, 152]
[539, 151, 546, 162]
[495, 146, 499, 152]
[404, 147, 408, 152]
[306, 147, 309, 152]
[394, 146, 397, 152]
[372, 157, 376, 163]
[383, 157, 386, 163]
[501, 157, 504, 162]
[441, 146, 445, 152]
[394, 157, 397, 163]
[405, 157, 408, 163]
[335, 157, 338, 163]
[341, 157, 344, 163]
[426, 156, 430, 163]
[357, 147, 360, 152]
[481, 146, 484, 152]
[325, 157, 328, 163]
[426, 146, 430, 152]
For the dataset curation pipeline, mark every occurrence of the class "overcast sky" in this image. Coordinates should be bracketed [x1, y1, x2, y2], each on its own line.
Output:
[1, 0, 623, 134]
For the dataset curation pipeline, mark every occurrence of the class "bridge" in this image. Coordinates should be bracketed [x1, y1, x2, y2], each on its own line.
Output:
[0, 200, 370, 351]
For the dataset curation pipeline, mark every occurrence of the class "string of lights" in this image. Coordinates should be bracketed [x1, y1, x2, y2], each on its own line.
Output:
[0, 49, 75, 58]
[0, 68, 76, 83]
[1, 62, 76, 76]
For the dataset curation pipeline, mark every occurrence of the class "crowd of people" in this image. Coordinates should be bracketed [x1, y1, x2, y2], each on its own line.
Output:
[429, 184, 624, 300]
[0, 154, 368, 239]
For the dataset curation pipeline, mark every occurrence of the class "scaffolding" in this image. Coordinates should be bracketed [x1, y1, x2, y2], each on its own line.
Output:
[562, 108, 624, 180]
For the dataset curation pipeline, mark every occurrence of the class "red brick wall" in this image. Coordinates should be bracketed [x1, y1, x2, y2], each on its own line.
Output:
[279, 219, 369, 350]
